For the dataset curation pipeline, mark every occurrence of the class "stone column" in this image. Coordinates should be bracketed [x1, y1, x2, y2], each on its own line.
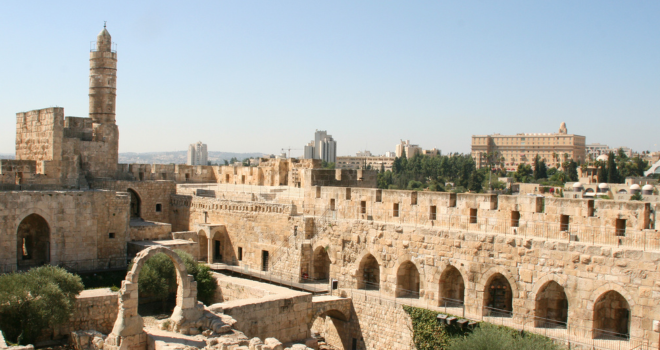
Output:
[207, 236, 213, 264]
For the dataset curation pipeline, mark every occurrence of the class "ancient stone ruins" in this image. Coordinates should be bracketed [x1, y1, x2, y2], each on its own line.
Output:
[1, 27, 660, 350]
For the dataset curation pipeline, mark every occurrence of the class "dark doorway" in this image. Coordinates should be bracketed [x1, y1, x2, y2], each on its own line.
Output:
[262, 250, 269, 271]
[214, 240, 222, 262]
[511, 211, 520, 227]
[128, 189, 141, 218]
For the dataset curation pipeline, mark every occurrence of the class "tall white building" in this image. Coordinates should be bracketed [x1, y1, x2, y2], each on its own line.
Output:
[303, 130, 337, 163]
[187, 141, 208, 166]
[395, 140, 422, 158]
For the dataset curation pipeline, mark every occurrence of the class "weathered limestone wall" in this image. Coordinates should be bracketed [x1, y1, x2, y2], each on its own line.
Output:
[90, 180, 176, 223]
[302, 169, 378, 189]
[128, 220, 172, 241]
[115, 164, 217, 183]
[0, 190, 129, 270]
[171, 195, 303, 272]
[46, 288, 119, 339]
[302, 188, 656, 248]
[309, 217, 659, 343]
[15, 108, 63, 167]
[327, 292, 412, 350]
[216, 292, 312, 343]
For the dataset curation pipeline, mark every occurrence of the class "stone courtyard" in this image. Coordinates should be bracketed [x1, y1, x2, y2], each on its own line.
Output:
[1, 27, 660, 350]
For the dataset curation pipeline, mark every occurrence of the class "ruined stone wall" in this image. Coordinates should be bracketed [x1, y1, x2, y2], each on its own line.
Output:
[47, 288, 119, 340]
[219, 292, 312, 343]
[0, 190, 129, 270]
[90, 180, 176, 223]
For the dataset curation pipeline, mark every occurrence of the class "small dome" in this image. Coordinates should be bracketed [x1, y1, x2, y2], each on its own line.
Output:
[630, 184, 641, 190]
[572, 182, 583, 188]
[642, 184, 654, 190]
[597, 154, 608, 162]
[598, 183, 609, 189]
[98, 27, 111, 39]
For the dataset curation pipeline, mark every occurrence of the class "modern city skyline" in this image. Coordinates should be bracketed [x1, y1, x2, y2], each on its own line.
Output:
[0, 1, 658, 157]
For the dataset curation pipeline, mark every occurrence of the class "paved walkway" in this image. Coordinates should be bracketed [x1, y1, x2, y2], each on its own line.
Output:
[206, 263, 330, 294]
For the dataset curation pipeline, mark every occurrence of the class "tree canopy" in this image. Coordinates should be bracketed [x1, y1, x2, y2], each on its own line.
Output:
[0, 266, 84, 345]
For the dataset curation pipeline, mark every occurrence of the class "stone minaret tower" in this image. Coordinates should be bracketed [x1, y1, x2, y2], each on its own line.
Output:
[88, 24, 119, 177]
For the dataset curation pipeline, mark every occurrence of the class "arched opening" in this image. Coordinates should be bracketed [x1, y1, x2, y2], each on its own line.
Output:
[617, 189, 628, 194]
[16, 214, 50, 269]
[210, 230, 236, 264]
[396, 261, 420, 298]
[310, 309, 351, 350]
[312, 247, 331, 281]
[484, 274, 513, 317]
[109, 246, 200, 343]
[198, 230, 208, 262]
[439, 266, 465, 307]
[357, 254, 380, 290]
[128, 188, 141, 218]
[535, 281, 568, 328]
[593, 291, 630, 339]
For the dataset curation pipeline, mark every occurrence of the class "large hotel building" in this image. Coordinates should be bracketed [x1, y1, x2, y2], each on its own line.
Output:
[471, 122, 586, 171]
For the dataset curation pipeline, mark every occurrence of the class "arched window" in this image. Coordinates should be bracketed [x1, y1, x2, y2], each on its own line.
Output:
[17, 214, 50, 268]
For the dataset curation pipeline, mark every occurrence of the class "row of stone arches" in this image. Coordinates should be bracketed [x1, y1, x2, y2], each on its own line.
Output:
[350, 253, 632, 339]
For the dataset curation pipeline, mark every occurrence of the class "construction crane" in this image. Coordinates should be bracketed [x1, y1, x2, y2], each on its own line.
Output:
[281, 147, 302, 159]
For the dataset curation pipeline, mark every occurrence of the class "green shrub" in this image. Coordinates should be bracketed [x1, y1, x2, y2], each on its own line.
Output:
[136, 250, 217, 307]
[449, 323, 565, 350]
[630, 193, 643, 201]
[403, 306, 452, 350]
[0, 265, 84, 345]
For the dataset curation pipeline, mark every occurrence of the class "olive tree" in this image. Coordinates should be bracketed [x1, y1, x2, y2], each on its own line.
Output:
[0, 265, 84, 345]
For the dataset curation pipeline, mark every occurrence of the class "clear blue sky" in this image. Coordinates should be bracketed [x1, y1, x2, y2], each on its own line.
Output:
[1, 1, 659, 157]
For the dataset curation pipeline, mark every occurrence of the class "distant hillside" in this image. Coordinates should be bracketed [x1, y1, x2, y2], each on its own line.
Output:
[118, 151, 266, 165]
[0, 154, 15, 159]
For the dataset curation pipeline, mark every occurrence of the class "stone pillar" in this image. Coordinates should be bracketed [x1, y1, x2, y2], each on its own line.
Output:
[207, 236, 213, 264]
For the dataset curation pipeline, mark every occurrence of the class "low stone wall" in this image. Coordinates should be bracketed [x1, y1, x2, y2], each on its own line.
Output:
[344, 291, 413, 350]
[211, 272, 274, 303]
[210, 292, 312, 343]
[129, 220, 172, 241]
[47, 288, 118, 340]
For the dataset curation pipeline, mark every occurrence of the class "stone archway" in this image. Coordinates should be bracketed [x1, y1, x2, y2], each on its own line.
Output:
[534, 281, 568, 328]
[356, 253, 380, 290]
[312, 246, 331, 281]
[16, 213, 50, 269]
[396, 261, 420, 298]
[104, 246, 203, 350]
[439, 265, 465, 307]
[128, 188, 141, 218]
[483, 273, 513, 317]
[593, 291, 630, 339]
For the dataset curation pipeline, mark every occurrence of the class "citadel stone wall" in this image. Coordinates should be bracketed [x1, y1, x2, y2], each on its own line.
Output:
[90, 180, 176, 223]
[171, 194, 303, 272]
[0, 190, 129, 271]
[170, 186, 660, 347]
